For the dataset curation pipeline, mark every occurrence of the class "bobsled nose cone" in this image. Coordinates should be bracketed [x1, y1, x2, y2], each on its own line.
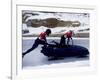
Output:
[84, 49, 89, 55]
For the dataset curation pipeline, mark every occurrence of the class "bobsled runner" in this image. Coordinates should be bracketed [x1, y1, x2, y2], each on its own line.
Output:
[41, 44, 89, 58]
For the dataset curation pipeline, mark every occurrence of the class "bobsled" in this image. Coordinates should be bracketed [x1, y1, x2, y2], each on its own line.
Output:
[41, 44, 89, 58]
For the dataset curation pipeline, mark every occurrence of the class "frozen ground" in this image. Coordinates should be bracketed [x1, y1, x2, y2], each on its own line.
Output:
[22, 37, 89, 69]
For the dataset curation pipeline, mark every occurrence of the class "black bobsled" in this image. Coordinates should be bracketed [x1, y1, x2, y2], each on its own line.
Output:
[41, 44, 89, 58]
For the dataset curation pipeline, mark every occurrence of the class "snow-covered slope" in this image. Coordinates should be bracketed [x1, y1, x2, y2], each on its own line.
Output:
[22, 11, 90, 35]
[23, 11, 89, 26]
[23, 25, 89, 35]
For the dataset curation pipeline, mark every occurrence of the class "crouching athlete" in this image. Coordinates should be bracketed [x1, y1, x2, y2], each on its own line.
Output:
[51, 30, 73, 47]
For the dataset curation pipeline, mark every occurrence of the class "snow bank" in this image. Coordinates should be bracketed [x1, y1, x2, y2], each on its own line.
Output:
[22, 11, 90, 35]
[22, 25, 89, 35]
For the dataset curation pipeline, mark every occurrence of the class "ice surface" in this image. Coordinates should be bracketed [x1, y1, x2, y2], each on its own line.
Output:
[22, 38, 89, 69]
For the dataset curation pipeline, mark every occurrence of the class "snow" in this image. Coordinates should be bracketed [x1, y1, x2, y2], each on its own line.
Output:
[22, 38, 89, 69]
[22, 11, 90, 35]
[22, 23, 28, 30]
[22, 25, 89, 35]
[24, 11, 89, 26]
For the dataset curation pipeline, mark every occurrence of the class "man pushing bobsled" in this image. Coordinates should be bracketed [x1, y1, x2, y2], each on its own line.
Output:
[41, 30, 89, 59]
[51, 30, 74, 47]
[22, 29, 74, 58]
[22, 29, 51, 58]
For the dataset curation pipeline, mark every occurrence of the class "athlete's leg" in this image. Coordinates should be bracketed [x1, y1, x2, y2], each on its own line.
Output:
[71, 37, 73, 45]
[22, 39, 39, 57]
[67, 38, 70, 45]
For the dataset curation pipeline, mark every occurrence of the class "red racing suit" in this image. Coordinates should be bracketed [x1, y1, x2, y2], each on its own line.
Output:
[64, 31, 72, 38]
[38, 32, 47, 42]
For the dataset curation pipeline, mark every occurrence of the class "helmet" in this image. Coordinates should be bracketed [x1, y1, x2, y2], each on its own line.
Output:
[45, 29, 51, 36]
[46, 29, 51, 34]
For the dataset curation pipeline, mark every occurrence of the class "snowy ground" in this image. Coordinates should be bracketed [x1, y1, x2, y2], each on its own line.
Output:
[22, 37, 89, 69]
[23, 25, 89, 35]
[22, 11, 90, 35]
